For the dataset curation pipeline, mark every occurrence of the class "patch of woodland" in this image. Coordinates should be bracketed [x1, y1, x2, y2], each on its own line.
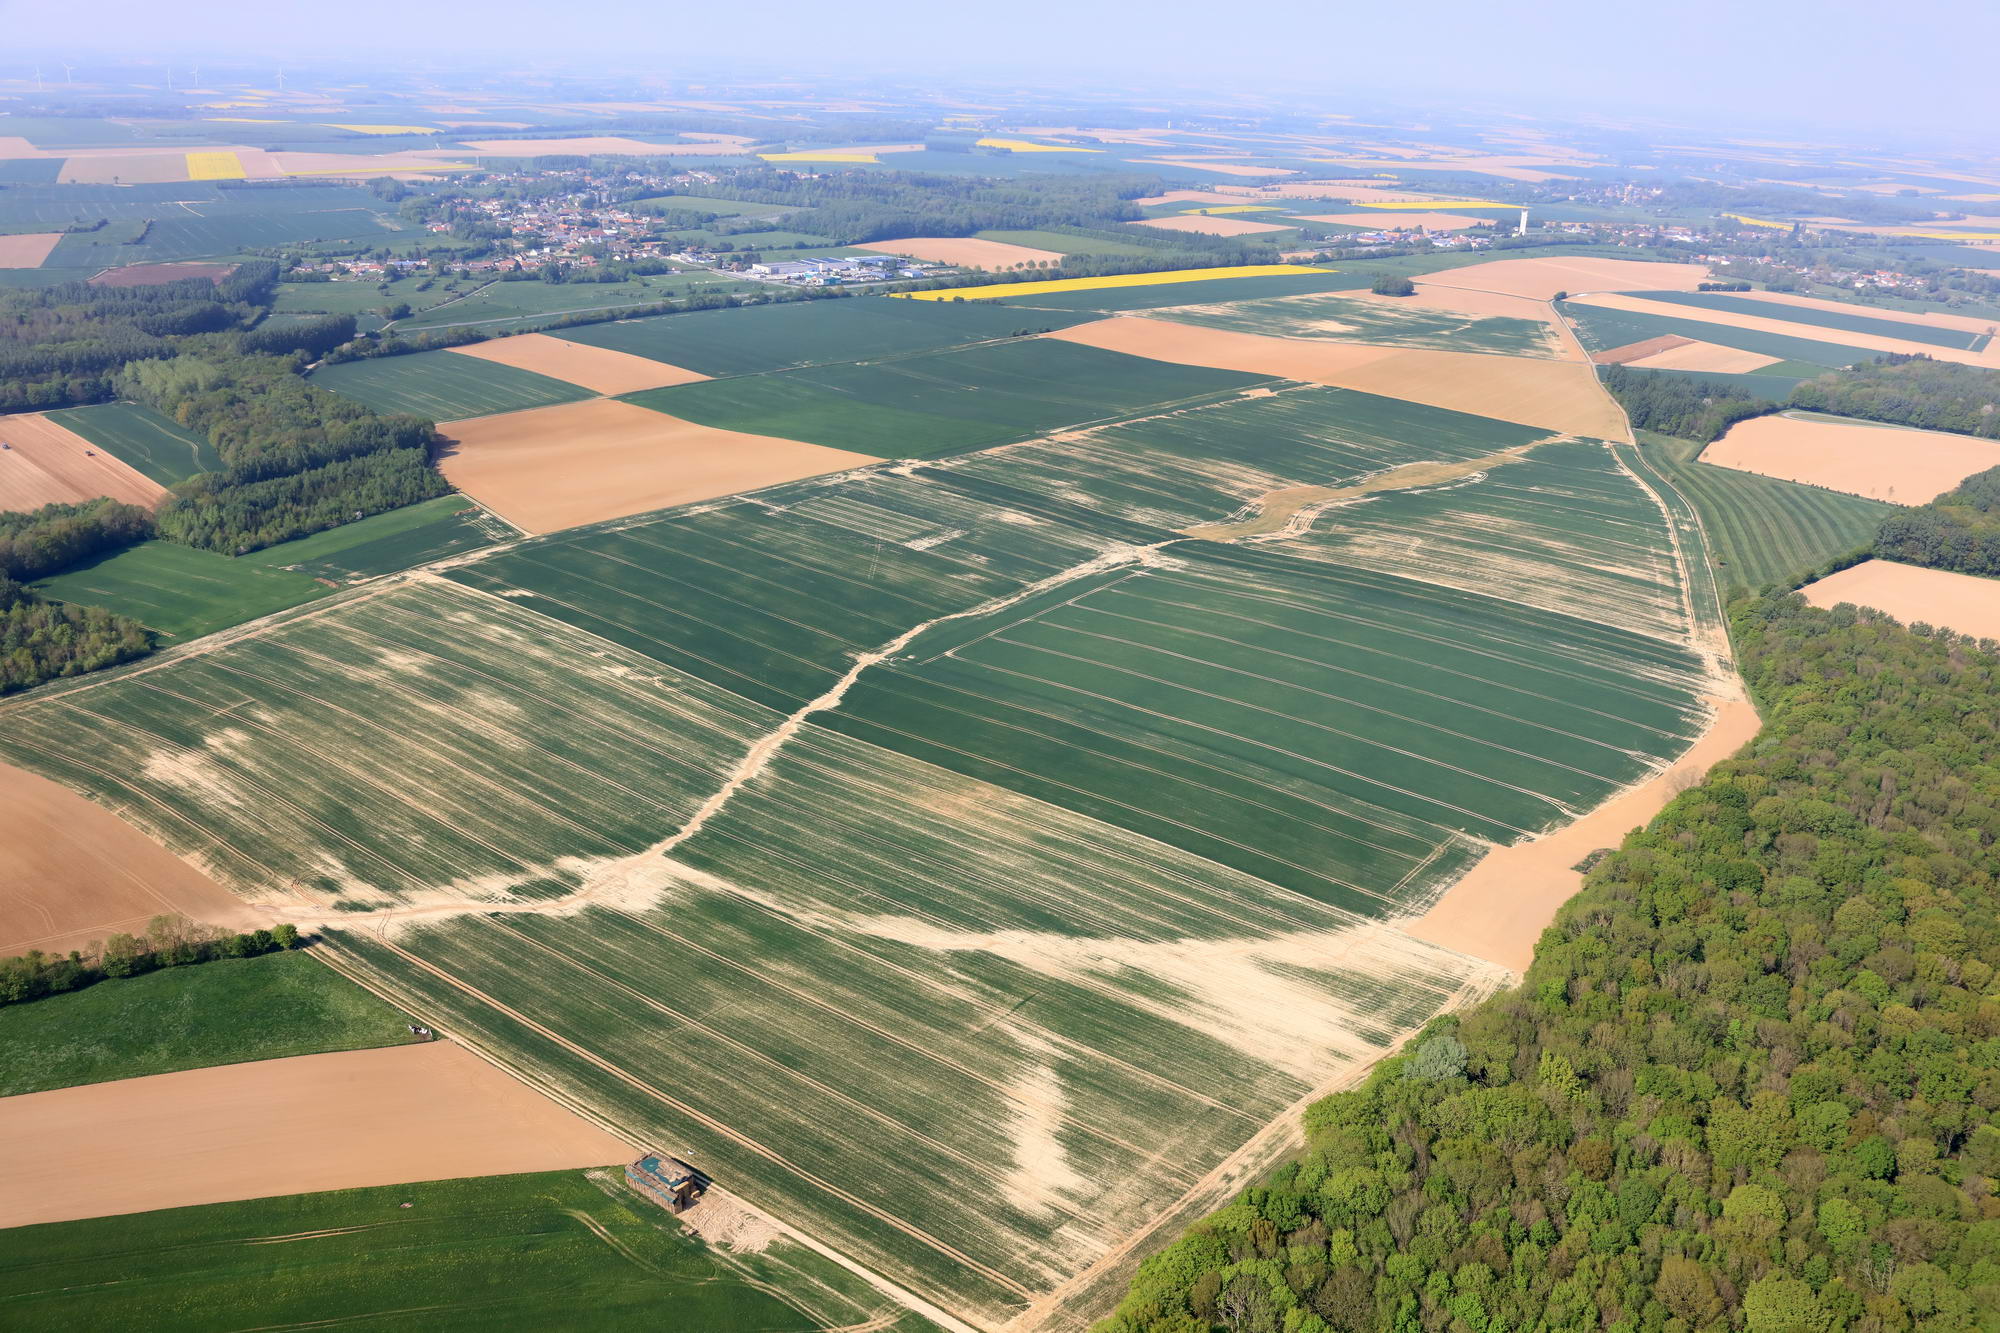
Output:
[0, 914, 302, 1006]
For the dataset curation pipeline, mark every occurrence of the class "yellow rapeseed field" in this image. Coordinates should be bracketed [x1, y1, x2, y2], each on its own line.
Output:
[758, 151, 881, 163]
[1724, 213, 1792, 229]
[975, 137, 1101, 153]
[185, 152, 246, 181]
[895, 264, 1334, 302]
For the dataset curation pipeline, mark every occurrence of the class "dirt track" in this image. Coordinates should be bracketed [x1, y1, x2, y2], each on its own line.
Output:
[0, 1041, 635, 1227]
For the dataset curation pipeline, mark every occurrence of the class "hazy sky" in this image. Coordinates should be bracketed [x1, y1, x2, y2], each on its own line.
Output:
[1, 0, 1987, 139]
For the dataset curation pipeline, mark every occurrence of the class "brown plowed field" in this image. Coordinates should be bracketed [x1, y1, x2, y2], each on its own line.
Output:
[1047, 317, 1627, 438]
[1624, 340, 1781, 373]
[1701, 412, 2000, 503]
[0, 412, 169, 511]
[0, 760, 268, 958]
[0, 233, 62, 269]
[0, 1042, 635, 1227]
[89, 262, 236, 287]
[446, 334, 706, 394]
[437, 398, 882, 534]
[1131, 214, 1295, 237]
[1131, 189, 1254, 207]
[1129, 158, 1296, 178]
[1736, 289, 2000, 336]
[58, 152, 190, 184]
[1591, 334, 1694, 365]
[856, 237, 1064, 270]
[1425, 256, 1713, 300]
[1803, 559, 2000, 642]
[1567, 291, 2000, 368]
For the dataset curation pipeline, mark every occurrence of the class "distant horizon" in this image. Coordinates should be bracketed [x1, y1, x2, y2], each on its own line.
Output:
[0, 0, 1989, 142]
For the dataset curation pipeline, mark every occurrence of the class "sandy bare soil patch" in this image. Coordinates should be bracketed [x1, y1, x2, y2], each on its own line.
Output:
[1701, 412, 2000, 503]
[438, 398, 881, 534]
[447, 334, 706, 395]
[0, 412, 169, 512]
[1407, 695, 1761, 974]
[1299, 211, 1486, 231]
[1130, 158, 1296, 178]
[454, 136, 753, 157]
[1184, 443, 1538, 539]
[1591, 334, 1694, 365]
[1132, 214, 1295, 237]
[1566, 291, 2000, 368]
[1425, 256, 1713, 300]
[0, 136, 43, 157]
[0, 233, 62, 269]
[89, 262, 236, 287]
[58, 152, 189, 184]
[1625, 340, 1782, 373]
[0, 1041, 635, 1228]
[855, 236, 1063, 270]
[1048, 317, 1626, 437]
[1803, 559, 2000, 642]
[0, 760, 268, 958]
[1731, 288, 2000, 337]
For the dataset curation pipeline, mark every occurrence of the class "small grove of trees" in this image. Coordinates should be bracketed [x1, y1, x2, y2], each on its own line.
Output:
[0, 498, 153, 583]
[1599, 363, 1776, 441]
[1791, 353, 2000, 440]
[1370, 274, 1417, 297]
[0, 575, 151, 693]
[0, 916, 302, 1005]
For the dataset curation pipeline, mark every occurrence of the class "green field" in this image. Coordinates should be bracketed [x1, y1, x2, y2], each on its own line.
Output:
[311, 349, 591, 420]
[1639, 289, 1990, 351]
[564, 294, 1094, 376]
[392, 271, 759, 333]
[0, 951, 417, 1096]
[1158, 289, 1566, 357]
[48, 195, 407, 267]
[246, 494, 509, 580]
[977, 227, 1162, 256]
[1630, 430, 1893, 591]
[1559, 299, 1867, 368]
[626, 336, 1272, 456]
[632, 193, 797, 217]
[45, 401, 223, 486]
[0, 1170, 863, 1331]
[35, 540, 327, 640]
[993, 268, 1363, 311]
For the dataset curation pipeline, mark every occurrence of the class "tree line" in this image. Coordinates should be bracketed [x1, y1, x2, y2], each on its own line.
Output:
[1874, 464, 2000, 579]
[1791, 355, 2000, 440]
[1599, 364, 1777, 442]
[1100, 591, 2000, 1333]
[0, 914, 302, 1006]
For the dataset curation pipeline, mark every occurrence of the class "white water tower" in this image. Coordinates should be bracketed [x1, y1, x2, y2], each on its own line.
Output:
[1519, 207, 1531, 234]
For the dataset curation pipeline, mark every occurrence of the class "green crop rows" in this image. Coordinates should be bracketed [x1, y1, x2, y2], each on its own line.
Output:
[564, 294, 1093, 376]
[1558, 300, 1866, 369]
[0, 1170, 863, 1332]
[1634, 431, 1893, 592]
[310, 348, 591, 420]
[34, 540, 328, 639]
[246, 494, 507, 582]
[1638, 289, 1988, 351]
[45, 401, 223, 486]
[626, 336, 1272, 457]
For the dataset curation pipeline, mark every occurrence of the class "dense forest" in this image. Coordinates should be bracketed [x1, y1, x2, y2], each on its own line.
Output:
[1101, 594, 2000, 1333]
[1874, 465, 2000, 579]
[0, 261, 277, 411]
[1599, 365, 1776, 441]
[1791, 356, 2000, 440]
[0, 576, 150, 694]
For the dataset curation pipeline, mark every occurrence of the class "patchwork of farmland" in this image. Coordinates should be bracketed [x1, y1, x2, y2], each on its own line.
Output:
[0, 256, 1736, 1328]
[562, 295, 1094, 377]
[45, 401, 225, 486]
[1559, 299, 1865, 369]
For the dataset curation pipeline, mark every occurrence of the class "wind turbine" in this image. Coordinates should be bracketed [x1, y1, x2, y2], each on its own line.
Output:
[33, 62, 43, 92]
[61, 62, 74, 84]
